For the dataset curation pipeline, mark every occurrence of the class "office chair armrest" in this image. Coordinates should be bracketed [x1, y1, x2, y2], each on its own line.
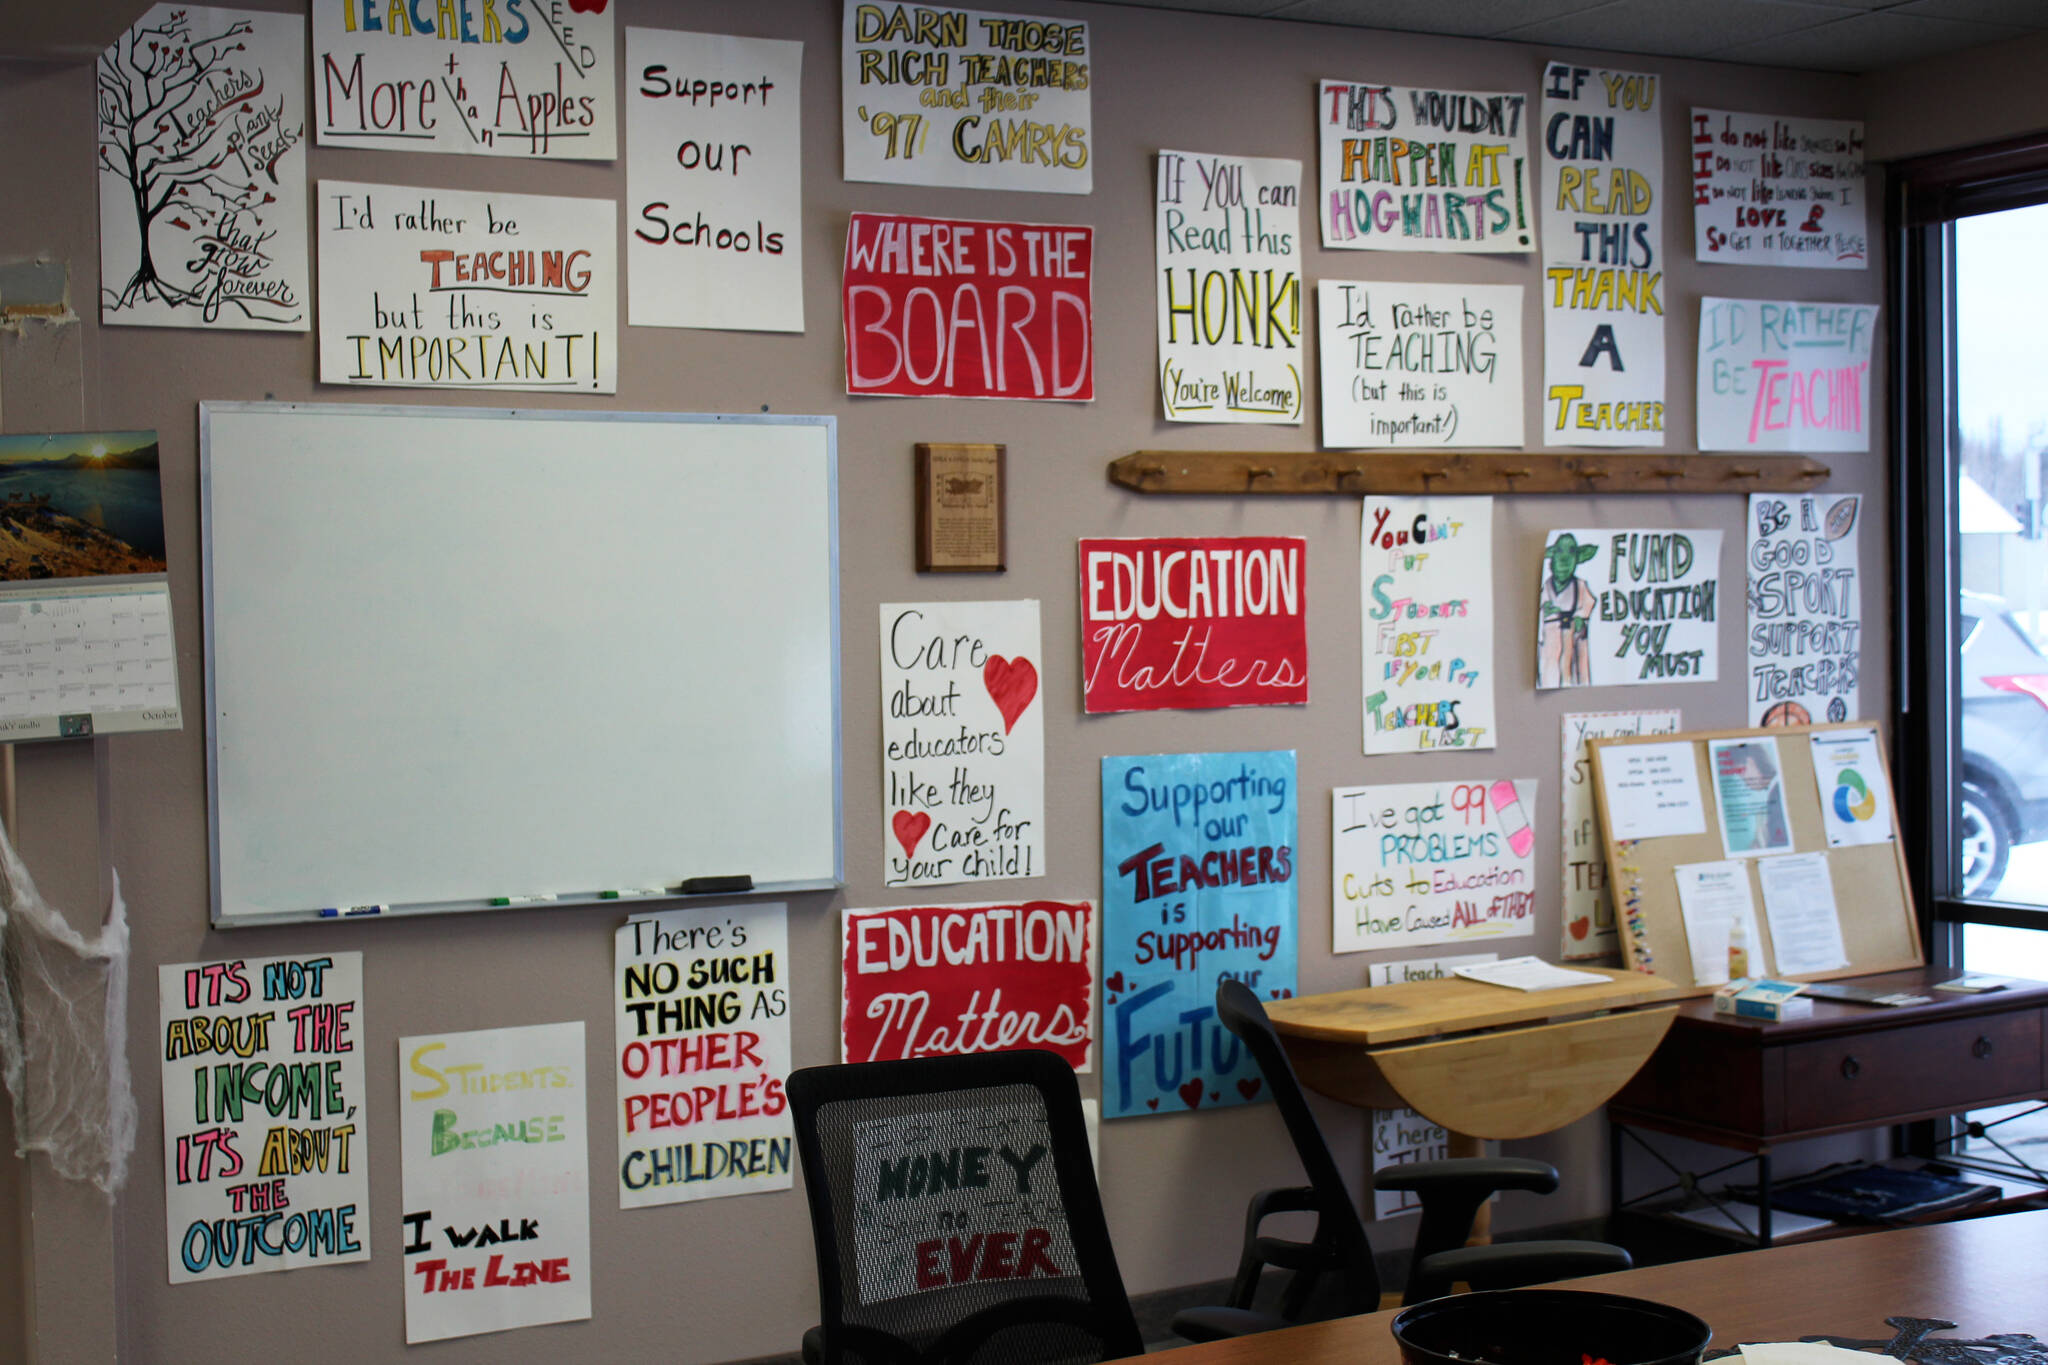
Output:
[1245, 1185, 1320, 1224]
[1403, 1239, 1633, 1305]
[1374, 1156, 1560, 1198]
[1169, 1305, 1301, 1343]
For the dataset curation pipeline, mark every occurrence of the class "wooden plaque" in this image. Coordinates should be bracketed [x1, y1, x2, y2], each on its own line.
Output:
[916, 443, 1006, 573]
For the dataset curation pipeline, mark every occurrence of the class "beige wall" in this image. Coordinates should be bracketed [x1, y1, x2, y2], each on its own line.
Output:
[1, 4, 1887, 1361]
[1866, 30, 2048, 161]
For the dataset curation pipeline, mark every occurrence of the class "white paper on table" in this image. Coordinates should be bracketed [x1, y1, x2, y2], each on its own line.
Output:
[1674, 860, 1766, 987]
[1454, 956, 1610, 992]
[1598, 741, 1707, 840]
[1740, 1345, 1886, 1365]
[1809, 728, 1895, 846]
[1755, 852, 1848, 975]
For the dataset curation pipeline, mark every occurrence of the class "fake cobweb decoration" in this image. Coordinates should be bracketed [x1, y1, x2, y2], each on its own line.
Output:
[0, 822, 134, 1194]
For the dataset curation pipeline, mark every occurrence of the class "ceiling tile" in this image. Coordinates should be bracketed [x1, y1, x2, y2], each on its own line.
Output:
[1712, 9, 2024, 70]
[1067, 0, 1292, 15]
[1260, 0, 1616, 38]
[1495, 0, 1843, 52]
[1892, 0, 2048, 26]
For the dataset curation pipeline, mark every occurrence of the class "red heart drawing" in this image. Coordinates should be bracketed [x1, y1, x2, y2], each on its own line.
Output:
[1269, 988, 1292, 999]
[1104, 971, 1126, 995]
[568, 0, 609, 11]
[891, 810, 932, 860]
[1237, 1077, 1263, 1100]
[1568, 917, 1591, 941]
[983, 656, 1038, 734]
[1178, 1078, 1205, 1109]
[1146, 1098, 1159, 1110]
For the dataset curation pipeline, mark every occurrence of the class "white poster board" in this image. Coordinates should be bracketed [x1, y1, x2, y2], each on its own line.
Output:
[1332, 779, 1537, 954]
[316, 180, 617, 393]
[1536, 530, 1722, 689]
[1361, 497, 1495, 753]
[1320, 282, 1523, 448]
[1317, 81, 1533, 253]
[1155, 150, 1303, 424]
[1748, 493, 1862, 726]
[1691, 110, 1866, 268]
[1561, 710, 1681, 959]
[627, 29, 804, 332]
[1699, 300, 1876, 453]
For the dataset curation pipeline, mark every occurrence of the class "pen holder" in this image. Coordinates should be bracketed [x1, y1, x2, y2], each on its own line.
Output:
[1392, 1289, 1712, 1365]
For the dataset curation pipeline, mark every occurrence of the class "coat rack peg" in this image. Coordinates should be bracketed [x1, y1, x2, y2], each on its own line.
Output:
[1107, 451, 1831, 495]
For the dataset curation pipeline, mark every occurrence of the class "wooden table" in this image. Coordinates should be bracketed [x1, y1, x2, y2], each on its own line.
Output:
[1111, 1208, 2048, 1363]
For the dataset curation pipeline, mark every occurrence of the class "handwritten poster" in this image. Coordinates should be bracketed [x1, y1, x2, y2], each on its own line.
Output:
[844, 212, 1093, 401]
[615, 904, 792, 1209]
[1749, 494, 1861, 726]
[1316, 81, 1533, 253]
[1536, 530, 1721, 689]
[1101, 751, 1297, 1118]
[841, 3, 1091, 194]
[1361, 497, 1494, 753]
[1332, 780, 1538, 954]
[882, 601, 1044, 887]
[1319, 282, 1523, 448]
[312, 0, 616, 158]
[98, 5, 308, 331]
[1155, 150, 1303, 424]
[850, 1100, 1078, 1305]
[1700, 300, 1876, 453]
[1561, 710, 1681, 959]
[841, 900, 1095, 1068]
[1692, 110, 1866, 268]
[1079, 537, 1307, 713]
[1374, 1107, 1453, 1218]
[627, 29, 803, 333]
[1540, 62, 1665, 446]
[317, 180, 616, 393]
[161, 953, 367, 1283]
[1366, 952, 1498, 988]
[401, 1021, 590, 1344]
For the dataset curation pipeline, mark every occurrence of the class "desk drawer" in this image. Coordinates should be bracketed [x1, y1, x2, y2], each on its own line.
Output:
[1782, 1010, 2043, 1131]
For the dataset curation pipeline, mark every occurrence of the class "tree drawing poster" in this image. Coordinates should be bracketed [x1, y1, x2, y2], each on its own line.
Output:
[882, 601, 1044, 888]
[1316, 81, 1533, 253]
[1539, 62, 1664, 445]
[1749, 493, 1861, 726]
[1101, 751, 1296, 1119]
[1536, 530, 1721, 689]
[98, 5, 309, 331]
[1361, 496, 1494, 753]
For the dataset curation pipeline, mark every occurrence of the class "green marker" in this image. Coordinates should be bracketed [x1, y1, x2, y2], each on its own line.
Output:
[488, 894, 556, 907]
[599, 888, 666, 900]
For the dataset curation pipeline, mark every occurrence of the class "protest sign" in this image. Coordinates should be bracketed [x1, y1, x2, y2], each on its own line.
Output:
[882, 601, 1044, 887]
[1332, 780, 1538, 954]
[1692, 111, 1866, 268]
[1316, 81, 1533, 253]
[401, 1021, 590, 1343]
[1079, 537, 1307, 713]
[1320, 281, 1523, 448]
[317, 180, 616, 393]
[615, 904, 792, 1208]
[1561, 710, 1681, 959]
[627, 28, 804, 332]
[1102, 751, 1297, 1118]
[1361, 497, 1494, 753]
[1155, 150, 1302, 424]
[841, 900, 1095, 1069]
[161, 953, 367, 1282]
[841, 3, 1091, 194]
[1536, 530, 1722, 689]
[312, 0, 615, 158]
[1699, 299, 1876, 452]
[1540, 62, 1665, 445]
[843, 212, 1093, 400]
[1749, 494, 1861, 726]
[99, 5, 308, 331]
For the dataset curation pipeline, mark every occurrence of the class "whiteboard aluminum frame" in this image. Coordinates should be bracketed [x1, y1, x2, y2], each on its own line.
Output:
[199, 401, 843, 926]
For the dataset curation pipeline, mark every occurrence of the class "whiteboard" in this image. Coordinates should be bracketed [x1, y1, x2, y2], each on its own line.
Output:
[201, 403, 840, 925]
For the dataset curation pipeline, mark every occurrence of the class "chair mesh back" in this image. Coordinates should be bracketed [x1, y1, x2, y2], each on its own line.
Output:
[789, 1052, 1141, 1365]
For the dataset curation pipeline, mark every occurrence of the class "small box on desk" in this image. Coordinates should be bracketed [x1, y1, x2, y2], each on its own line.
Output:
[1713, 978, 1813, 1022]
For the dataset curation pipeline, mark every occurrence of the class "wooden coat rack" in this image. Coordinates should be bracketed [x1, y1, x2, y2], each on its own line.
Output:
[1107, 450, 1829, 496]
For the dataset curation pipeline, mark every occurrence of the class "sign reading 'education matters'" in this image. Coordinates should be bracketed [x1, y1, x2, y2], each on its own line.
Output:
[317, 180, 616, 393]
[843, 212, 1093, 400]
[1079, 537, 1307, 713]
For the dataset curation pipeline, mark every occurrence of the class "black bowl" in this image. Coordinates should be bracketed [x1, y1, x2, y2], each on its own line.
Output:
[1391, 1289, 1713, 1365]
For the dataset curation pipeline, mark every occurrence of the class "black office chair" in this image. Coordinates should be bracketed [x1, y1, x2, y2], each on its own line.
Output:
[787, 1049, 1168, 1365]
[1172, 979, 1633, 1342]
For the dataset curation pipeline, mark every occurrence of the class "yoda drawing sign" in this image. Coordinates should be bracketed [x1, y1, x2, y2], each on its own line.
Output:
[1536, 529, 1722, 689]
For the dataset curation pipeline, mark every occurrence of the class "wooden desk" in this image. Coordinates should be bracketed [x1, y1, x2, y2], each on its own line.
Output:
[1112, 1208, 2048, 1363]
[1610, 967, 2048, 1242]
[1266, 969, 1684, 1139]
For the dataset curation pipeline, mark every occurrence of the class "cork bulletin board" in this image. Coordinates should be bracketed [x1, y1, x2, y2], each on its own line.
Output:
[1588, 722, 1922, 995]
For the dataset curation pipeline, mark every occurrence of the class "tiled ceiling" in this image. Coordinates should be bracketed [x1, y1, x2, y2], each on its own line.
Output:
[1085, 0, 2048, 72]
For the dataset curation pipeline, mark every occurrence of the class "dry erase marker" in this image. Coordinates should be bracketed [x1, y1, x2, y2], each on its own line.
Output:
[489, 894, 557, 907]
[319, 904, 386, 918]
[599, 888, 665, 899]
